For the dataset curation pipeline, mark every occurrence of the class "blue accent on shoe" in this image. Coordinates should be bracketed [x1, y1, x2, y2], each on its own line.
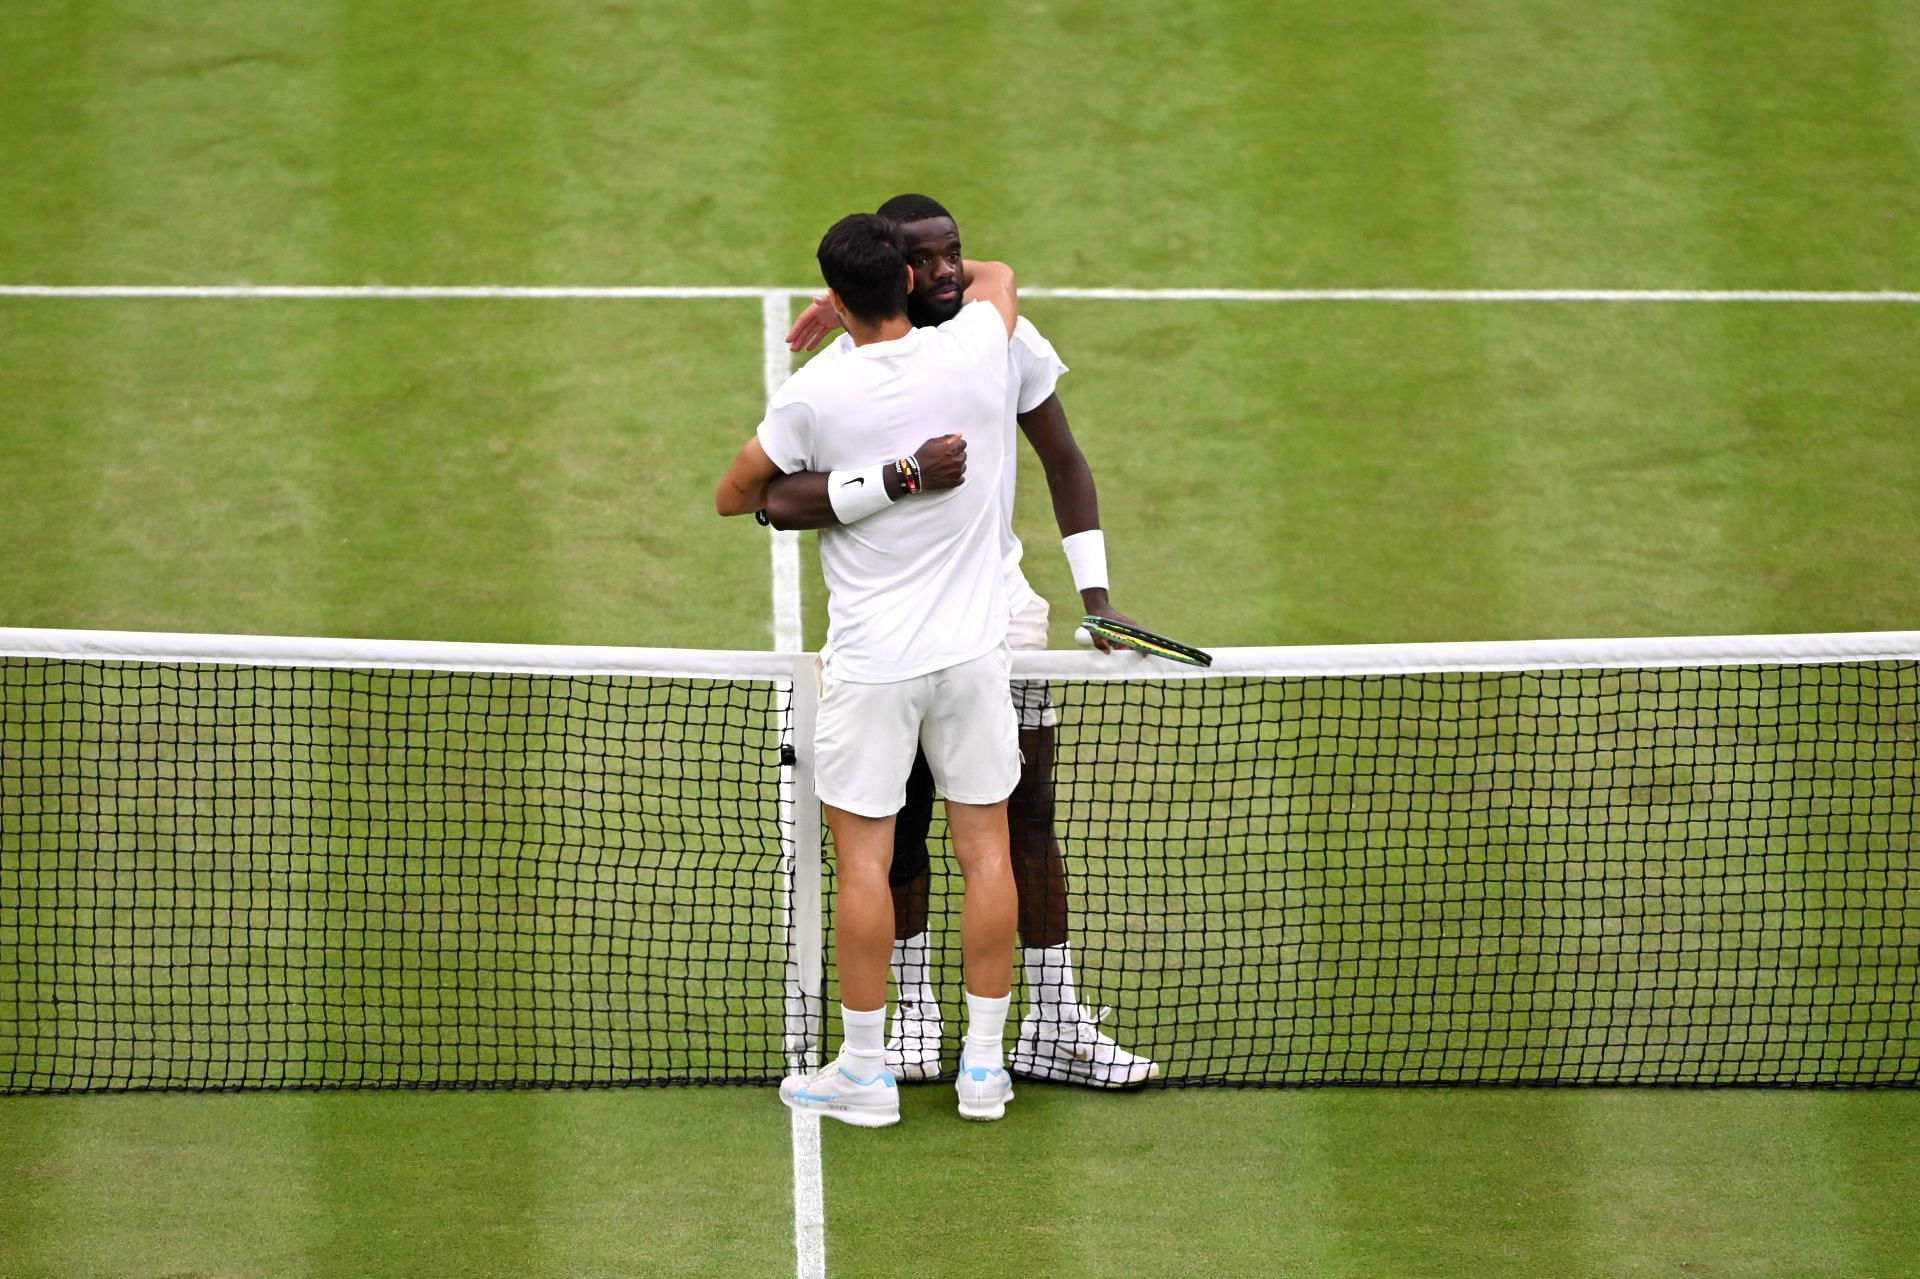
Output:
[838, 1066, 896, 1089]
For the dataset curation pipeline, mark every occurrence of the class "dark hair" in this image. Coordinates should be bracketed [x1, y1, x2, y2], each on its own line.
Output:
[816, 213, 909, 323]
[875, 193, 952, 226]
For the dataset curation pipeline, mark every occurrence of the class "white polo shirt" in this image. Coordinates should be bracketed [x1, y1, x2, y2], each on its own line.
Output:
[823, 316, 1067, 598]
[995, 317, 1069, 588]
[757, 301, 1012, 684]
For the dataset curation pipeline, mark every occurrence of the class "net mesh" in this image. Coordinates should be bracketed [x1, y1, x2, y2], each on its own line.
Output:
[3, 640, 1916, 1092]
[0, 657, 793, 1090]
[886, 662, 1918, 1085]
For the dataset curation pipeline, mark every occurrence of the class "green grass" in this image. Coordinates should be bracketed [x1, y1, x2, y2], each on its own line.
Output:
[3, 0, 1919, 1274]
[0, 1090, 795, 1278]
[821, 1087, 1920, 1278]
[0, 298, 772, 646]
[5, 1089, 1915, 1278]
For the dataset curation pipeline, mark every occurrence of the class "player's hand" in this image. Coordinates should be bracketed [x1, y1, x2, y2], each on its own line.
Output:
[1081, 598, 1141, 653]
[912, 434, 967, 491]
[786, 296, 843, 352]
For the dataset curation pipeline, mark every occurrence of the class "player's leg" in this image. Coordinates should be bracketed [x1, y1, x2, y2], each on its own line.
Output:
[921, 646, 1022, 1120]
[776, 803, 901, 1126]
[827, 804, 897, 1015]
[945, 799, 1016, 1000]
[885, 748, 942, 1080]
[946, 797, 1016, 1120]
[1005, 586, 1161, 1088]
[1009, 719, 1070, 953]
[780, 671, 925, 1128]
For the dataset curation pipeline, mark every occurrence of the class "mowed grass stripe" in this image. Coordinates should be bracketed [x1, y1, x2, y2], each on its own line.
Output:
[0, 8, 110, 626]
[2, 0, 341, 636]
[0, 1096, 316, 1279]
[1570, 1092, 1920, 1277]
[1834, 1091, 1920, 1274]
[0, 1, 335, 286]
[0, 1091, 802, 1279]
[1431, 4, 1721, 289]
[529, 1090, 797, 1277]
[1000, 304, 1513, 649]
[828, 1089, 1920, 1278]
[0, 318, 344, 633]
[1660, 3, 1920, 291]
[80, 305, 341, 635]
[330, 0, 557, 289]
[1656, 1, 1920, 639]
[1432, 3, 1758, 641]
[1708, 307, 1920, 636]
[0, 2, 102, 280]
[0, 1095, 67, 1277]
[1885, 0, 1920, 151]
[0, 306, 105, 628]
[307, 1091, 544, 1279]
[0, 298, 777, 646]
[325, 0, 562, 643]
[1574, 1090, 1852, 1275]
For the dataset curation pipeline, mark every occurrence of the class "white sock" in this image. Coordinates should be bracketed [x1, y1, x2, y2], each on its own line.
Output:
[892, 931, 936, 1009]
[963, 991, 1011, 1072]
[840, 1003, 886, 1069]
[1023, 943, 1080, 1022]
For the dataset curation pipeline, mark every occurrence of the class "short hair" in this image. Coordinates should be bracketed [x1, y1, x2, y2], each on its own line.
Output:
[816, 214, 909, 323]
[875, 193, 953, 226]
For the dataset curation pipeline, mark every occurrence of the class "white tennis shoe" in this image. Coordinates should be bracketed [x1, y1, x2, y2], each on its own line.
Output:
[1008, 1005, 1161, 1088]
[779, 1055, 900, 1128]
[954, 1053, 1015, 1121]
[885, 1000, 944, 1081]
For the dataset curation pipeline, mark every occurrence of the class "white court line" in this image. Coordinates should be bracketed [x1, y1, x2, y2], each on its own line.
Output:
[1030, 287, 1920, 303]
[761, 292, 826, 1279]
[789, 1104, 827, 1279]
[0, 284, 777, 299]
[763, 294, 805, 654]
[4, 284, 1920, 303]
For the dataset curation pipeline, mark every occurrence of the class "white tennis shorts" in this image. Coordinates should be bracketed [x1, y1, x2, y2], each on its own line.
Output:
[1006, 579, 1058, 731]
[814, 644, 1021, 818]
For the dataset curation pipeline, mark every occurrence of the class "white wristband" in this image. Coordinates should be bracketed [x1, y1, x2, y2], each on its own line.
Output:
[1062, 529, 1108, 593]
[828, 464, 895, 524]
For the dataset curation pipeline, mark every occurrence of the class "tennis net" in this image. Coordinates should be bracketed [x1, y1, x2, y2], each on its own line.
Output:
[2, 626, 1915, 1091]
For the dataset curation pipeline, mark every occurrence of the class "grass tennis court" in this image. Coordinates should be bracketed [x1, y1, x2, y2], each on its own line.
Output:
[4, 0, 1920, 1274]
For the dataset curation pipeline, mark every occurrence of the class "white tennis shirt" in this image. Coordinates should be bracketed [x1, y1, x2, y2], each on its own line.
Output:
[757, 301, 1013, 683]
[823, 315, 1068, 598]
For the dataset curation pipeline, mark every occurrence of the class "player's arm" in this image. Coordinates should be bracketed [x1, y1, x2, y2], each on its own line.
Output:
[1018, 394, 1140, 646]
[787, 296, 844, 352]
[961, 260, 1018, 335]
[762, 435, 969, 531]
[715, 436, 783, 516]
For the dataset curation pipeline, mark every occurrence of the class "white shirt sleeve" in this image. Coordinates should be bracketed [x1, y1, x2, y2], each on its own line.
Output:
[755, 391, 815, 475]
[1010, 318, 1069, 415]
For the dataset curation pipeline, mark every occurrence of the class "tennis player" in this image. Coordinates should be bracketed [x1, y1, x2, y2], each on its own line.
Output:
[716, 213, 1024, 1126]
[767, 194, 1160, 1089]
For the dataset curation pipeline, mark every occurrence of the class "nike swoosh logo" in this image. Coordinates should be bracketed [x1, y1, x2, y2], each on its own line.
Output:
[841, 476, 865, 488]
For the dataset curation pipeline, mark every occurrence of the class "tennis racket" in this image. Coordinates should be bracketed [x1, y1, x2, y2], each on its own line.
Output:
[1077, 615, 1213, 667]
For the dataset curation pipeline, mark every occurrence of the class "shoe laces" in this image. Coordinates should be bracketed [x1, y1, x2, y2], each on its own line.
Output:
[1065, 1004, 1113, 1031]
